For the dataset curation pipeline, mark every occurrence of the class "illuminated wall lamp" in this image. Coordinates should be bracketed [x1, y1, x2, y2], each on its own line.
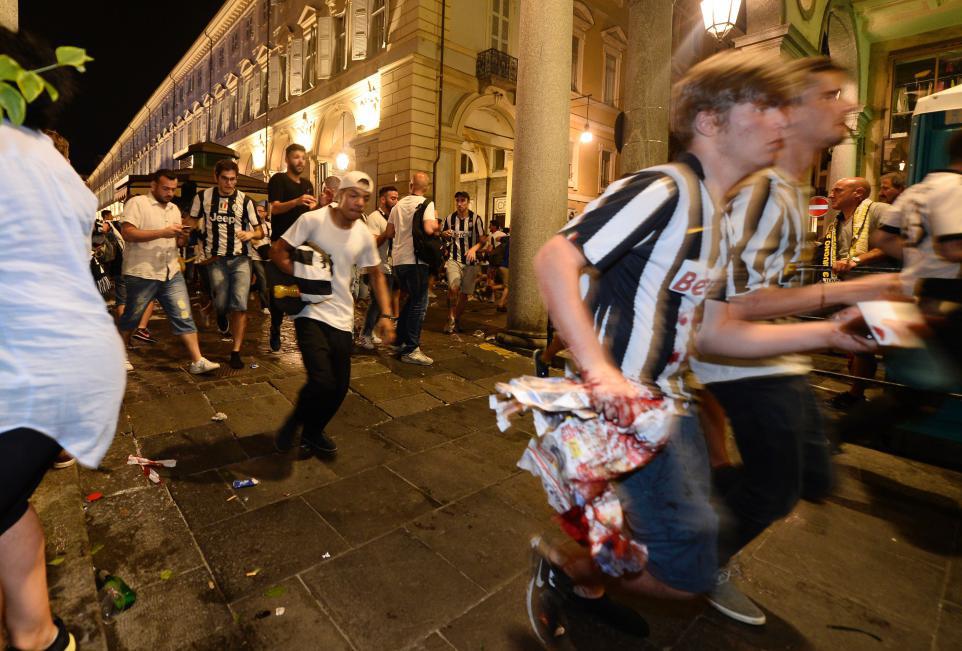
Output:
[700, 0, 741, 41]
[579, 95, 593, 143]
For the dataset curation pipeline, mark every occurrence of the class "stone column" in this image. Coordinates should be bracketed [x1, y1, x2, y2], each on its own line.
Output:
[0, 0, 16, 31]
[620, 0, 673, 172]
[497, 0, 573, 349]
[828, 107, 867, 187]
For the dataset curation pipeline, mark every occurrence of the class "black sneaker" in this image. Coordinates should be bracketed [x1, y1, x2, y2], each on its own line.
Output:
[302, 431, 338, 456]
[274, 417, 301, 453]
[269, 328, 281, 352]
[567, 591, 649, 639]
[229, 352, 244, 370]
[131, 327, 157, 344]
[827, 392, 864, 410]
[217, 314, 231, 336]
[533, 348, 550, 378]
[527, 541, 573, 650]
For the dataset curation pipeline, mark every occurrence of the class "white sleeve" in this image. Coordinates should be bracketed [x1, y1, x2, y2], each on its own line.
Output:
[423, 201, 436, 223]
[928, 182, 962, 241]
[281, 213, 311, 247]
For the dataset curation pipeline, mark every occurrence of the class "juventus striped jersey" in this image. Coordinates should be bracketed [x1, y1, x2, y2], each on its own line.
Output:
[443, 210, 484, 264]
[190, 187, 260, 257]
[690, 167, 813, 385]
[559, 153, 725, 411]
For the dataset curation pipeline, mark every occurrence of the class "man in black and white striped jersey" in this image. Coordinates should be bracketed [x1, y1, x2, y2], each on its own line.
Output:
[190, 159, 263, 369]
[441, 191, 486, 333]
[526, 51, 881, 644]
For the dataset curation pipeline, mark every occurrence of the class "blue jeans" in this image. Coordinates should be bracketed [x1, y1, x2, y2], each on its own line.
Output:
[208, 256, 252, 314]
[393, 264, 429, 354]
[615, 414, 718, 593]
[362, 273, 394, 337]
[118, 273, 197, 335]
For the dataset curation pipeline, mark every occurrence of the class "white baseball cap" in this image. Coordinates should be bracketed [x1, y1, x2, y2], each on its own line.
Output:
[338, 170, 373, 194]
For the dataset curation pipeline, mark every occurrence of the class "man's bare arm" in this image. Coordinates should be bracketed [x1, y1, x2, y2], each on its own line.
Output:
[724, 273, 901, 321]
[121, 222, 181, 243]
[270, 239, 295, 275]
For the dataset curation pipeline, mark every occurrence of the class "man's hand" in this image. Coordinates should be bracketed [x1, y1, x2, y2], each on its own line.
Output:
[237, 230, 256, 242]
[832, 258, 857, 274]
[827, 306, 878, 353]
[466, 249, 477, 263]
[374, 317, 396, 346]
[442, 229, 454, 239]
[582, 364, 646, 427]
[163, 224, 185, 239]
[300, 194, 318, 209]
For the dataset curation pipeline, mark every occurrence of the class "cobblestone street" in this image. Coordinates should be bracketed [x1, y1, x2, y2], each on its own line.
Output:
[35, 298, 962, 650]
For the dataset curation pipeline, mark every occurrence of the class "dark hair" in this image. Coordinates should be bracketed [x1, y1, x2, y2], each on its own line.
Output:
[880, 172, 906, 190]
[489, 220, 500, 230]
[100, 209, 112, 217]
[215, 159, 240, 177]
[455, 190, 470, 201]
[378, 185, 398, 198]
[42, 129, 70, 159]
[0, 27, 77, 131]
[948, 130, 962, 165]
[152, 168, 178, 183]
[285, 143, 306, 157]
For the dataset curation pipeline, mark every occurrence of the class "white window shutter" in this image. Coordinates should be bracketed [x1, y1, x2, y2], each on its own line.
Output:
[289, 38, 303, 96]
[250, 69, 261, 116]
[352, 1, 369, 61]
[268, 52, 281, 108]
[316, 17, 333, 79]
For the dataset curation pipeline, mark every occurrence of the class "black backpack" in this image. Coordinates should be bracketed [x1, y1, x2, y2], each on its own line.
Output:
[411, 198, 444, 273]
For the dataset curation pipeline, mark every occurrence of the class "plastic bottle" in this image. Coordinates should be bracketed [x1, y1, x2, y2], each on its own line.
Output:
[96, 569, 136, 619]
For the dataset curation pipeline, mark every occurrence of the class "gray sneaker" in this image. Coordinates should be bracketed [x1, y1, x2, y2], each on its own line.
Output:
[707, 567, 766, 625]
[400, 347, 434, 366]
[188, 357, 221, 375]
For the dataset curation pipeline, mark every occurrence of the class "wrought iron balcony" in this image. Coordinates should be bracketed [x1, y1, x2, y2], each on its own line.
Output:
[476, 48, 518, 92]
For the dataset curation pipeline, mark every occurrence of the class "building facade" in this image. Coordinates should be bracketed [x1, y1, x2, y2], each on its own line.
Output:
[87, 0, 629, 223]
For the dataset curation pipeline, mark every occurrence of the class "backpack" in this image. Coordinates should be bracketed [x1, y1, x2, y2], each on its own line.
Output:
[411, 199, 444, 273]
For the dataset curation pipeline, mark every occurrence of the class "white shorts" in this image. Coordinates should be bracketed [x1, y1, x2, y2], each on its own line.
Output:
[445, 259, 480, 295]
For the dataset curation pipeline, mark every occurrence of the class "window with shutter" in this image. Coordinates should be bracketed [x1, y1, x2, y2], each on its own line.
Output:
[251, 68, 262, 117]
[370, 0, 387, 54]
[268, 52, 281, 108]
[352, 1, 368, 61]
[290, 38, 303, 96]
[333, 13, 346, 74]
[316, 16, 333, 80]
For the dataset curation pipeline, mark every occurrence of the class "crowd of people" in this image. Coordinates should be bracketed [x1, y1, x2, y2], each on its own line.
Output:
[3, 22, 962, 651]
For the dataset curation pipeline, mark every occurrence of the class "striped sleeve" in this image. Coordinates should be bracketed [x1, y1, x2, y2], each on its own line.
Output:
[559, 171, 679, 273]
[245, 196, 260, 228]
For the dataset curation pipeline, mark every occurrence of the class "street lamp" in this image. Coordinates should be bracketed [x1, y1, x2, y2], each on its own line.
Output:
[579, 95, 593, 143]
[700, 0, 741, 41]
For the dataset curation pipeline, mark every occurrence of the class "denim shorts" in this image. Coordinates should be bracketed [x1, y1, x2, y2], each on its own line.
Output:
[118, 273, 197, 335]
[208, 256, 252, 314]
[614, 414, 718, 593]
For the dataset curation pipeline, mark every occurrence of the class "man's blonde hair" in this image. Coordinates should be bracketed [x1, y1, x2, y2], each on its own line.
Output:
[671, 50, 794, 148]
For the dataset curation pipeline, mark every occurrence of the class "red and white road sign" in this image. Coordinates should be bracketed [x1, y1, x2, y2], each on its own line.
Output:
[809, 196, 830, 218]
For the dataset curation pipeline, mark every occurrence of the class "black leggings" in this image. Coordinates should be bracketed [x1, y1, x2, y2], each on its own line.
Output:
[292, 318, 354, 439]
[0, 429, 61, 535]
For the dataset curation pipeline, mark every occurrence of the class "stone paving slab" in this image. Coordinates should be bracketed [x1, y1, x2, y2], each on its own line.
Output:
[388, 442, 514, 505]
[217, 454, 340, 510]
[125, 393, 215, 438]
[378, 391, 445, 417]
[301, 529, 485, 650]
[193, 498, 348, 602]
[231, 576, 353, 651]
[167, 469, 247, 529]
[137, 422, 248, 476]
[351, 372, 427, 403]
[302, 466, 437, 545]
[213, 392, 294, 438]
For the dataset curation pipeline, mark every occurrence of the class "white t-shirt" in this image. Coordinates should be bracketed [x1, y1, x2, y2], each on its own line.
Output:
[880, 170, 962, 291]
[121, 194, 183, 281]
[0, 124, 125, 468]
[281, 206, 380, 332]
[389, 194, 436, 266]
[364, 208, 391, 274]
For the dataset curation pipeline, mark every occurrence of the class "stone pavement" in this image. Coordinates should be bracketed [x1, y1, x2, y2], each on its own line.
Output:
[33, 295, 962, 650]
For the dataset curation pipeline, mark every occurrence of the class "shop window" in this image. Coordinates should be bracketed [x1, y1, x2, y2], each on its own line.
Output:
[493, 148, 506, 171]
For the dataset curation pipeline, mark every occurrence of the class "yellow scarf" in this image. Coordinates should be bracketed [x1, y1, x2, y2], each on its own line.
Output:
[821, 198, 872, 281]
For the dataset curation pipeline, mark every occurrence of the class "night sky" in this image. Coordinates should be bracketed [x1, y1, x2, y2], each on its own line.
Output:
[19, 0, 225, 176]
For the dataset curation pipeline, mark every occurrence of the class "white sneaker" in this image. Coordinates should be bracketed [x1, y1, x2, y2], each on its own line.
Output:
[707, 567, 766, 626]
[188, 357, 221, 375]
[400, 348, 434, 366]
[371, 334, 382, 345]
[357, 335, 375, 351]
[262, 307, 270, 315]
[124, 356, 134, 372]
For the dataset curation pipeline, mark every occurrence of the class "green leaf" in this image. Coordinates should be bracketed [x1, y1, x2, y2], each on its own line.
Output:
[263, 585, 286, 598]
[90, 542, 104, 556]
[48, 555, 66, 566]
[42, 78, 59, 102]
[16, 70, 44, 103]
[160, 569, 173, 581]
[0, 55, 23, 82]
[55, 46, 93, 72]
[0, 81, 26, 125]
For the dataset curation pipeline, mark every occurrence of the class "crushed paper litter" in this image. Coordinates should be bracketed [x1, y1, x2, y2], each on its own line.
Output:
[127, 455, 176, 468]
[211, 412, 228, 421]
[490, 375, 675, 576]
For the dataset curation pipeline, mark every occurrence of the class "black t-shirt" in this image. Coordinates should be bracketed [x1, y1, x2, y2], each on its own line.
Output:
[268, 173, 315, 241]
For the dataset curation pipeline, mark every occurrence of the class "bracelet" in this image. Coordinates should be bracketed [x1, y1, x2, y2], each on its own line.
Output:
[380, 315, 397, 321]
